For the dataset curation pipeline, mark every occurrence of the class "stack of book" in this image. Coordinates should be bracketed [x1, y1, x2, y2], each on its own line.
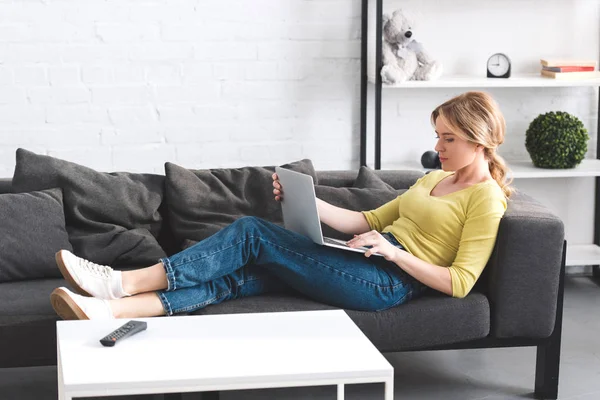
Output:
[540, 59, 600, 80]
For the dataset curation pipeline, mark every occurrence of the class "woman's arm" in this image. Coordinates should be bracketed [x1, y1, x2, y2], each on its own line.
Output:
[391, 249, 453, 296]
[316, 198, 371, 235]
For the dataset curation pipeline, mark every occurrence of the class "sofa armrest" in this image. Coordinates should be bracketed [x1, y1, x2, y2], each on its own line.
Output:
[484, 191, 565, 339]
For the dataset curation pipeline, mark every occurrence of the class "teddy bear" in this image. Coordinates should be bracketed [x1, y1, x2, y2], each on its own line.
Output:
[380, 9, 443, 84]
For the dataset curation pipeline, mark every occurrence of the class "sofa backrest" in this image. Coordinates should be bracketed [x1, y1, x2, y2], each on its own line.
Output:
[0, 178, 11, 194]
[316, 170, 424, 189]
[0, 170, 425, 194]
[0, 170, 424, 258]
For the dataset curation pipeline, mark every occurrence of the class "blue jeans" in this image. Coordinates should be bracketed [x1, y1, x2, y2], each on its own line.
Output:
[157, 216, 427, 315]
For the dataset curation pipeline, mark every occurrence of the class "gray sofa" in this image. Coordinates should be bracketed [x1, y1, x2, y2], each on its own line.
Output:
[0, 167, 565, 400]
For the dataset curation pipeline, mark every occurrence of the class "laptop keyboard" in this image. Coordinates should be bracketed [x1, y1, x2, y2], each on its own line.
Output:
[324, 237, 353, 247]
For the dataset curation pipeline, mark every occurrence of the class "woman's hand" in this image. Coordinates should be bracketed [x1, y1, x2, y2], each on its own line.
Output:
[272, 173, 283, 201]
[346, 230, 400, 262]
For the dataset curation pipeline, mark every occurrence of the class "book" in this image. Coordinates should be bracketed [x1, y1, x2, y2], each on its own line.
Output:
[541, 69, 600, 79]
[540, 59, 597, 67]
[542, 66, 596, 72]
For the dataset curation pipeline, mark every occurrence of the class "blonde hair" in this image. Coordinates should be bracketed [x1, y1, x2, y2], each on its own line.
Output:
[430, 91, 514, 198]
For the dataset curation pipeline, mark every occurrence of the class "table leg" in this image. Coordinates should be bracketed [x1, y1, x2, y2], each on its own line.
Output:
[57, 343, 71, 400]
[337, 383, 345, 400]
[384, 378, 394, 400]
[57, 375, 71, 399]
[57, 382, 65, 400]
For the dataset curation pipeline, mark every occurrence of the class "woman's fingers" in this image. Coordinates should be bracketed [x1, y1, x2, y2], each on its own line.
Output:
[272, 178, 282, 190]
[347, 231, 381, 247]
[272, 173, 284, 201]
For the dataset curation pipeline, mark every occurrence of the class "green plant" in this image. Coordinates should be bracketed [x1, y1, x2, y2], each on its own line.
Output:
[525, 111, 589, 168]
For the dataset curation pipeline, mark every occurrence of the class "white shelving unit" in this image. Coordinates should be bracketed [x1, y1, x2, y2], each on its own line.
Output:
[566, 244, 600, 266]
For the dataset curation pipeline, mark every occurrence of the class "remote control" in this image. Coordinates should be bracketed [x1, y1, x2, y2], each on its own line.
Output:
[100, 320, 147, 347]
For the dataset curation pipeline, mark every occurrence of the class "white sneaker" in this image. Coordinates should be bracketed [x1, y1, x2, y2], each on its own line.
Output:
[50, 287, 114, 320]
[55, 250, 128, 300]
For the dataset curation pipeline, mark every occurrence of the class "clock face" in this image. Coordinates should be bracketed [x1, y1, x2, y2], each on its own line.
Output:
[487, 53, 510, 77]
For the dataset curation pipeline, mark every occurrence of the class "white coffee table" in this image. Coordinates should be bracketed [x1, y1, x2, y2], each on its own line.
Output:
[56, 310, 394, 399]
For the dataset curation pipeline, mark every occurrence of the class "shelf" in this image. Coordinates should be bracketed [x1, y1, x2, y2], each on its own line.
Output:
[367, 73, 600, 88]
[566, 244, 600, 266]
[384, 159, 600, 179]
[507, 159, 600, 178]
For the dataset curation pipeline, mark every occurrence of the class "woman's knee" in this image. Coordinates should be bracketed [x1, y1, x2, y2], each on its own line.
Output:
[231, 216, 274, 237]
[235, 216, 276, 231]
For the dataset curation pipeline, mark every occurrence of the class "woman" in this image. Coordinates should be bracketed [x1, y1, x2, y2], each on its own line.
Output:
[50, 91, 512, 320]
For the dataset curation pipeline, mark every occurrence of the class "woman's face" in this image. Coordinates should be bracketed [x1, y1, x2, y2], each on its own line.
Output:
[434, 116, 479, 172]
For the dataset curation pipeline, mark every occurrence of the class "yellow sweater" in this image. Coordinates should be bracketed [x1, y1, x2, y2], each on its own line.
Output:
[362, 170, 507, 298]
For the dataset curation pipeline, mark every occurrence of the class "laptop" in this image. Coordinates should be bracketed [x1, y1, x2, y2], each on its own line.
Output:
[275, 167, 384, 257]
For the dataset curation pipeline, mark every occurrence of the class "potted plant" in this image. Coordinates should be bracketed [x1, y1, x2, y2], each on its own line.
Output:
[525, 111, 589, 168]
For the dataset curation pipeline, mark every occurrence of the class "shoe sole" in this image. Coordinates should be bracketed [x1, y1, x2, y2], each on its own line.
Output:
[55, 251, 92, 297]
[50, 288, 89, 320]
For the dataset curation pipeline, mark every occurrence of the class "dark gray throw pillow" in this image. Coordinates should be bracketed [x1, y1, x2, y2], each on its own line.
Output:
[353, 166, 396, 191]
[12, 149, 166, 268]
[0, 188, 73, 282]
[165, 159, 318, 243]
[315, 185, 402, 241]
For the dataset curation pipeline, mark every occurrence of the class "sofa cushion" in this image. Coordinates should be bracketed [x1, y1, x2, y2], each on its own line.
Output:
[353, 166, 395, 191]
[165, 159, 318, 244]
[12, 148, 166, 268]
[0, 278, 65, 318]
[0, 278, 64, 368]
[0, 189, 73, 282]
[191, 291, 490, 351]
[0, 277, 489, 367]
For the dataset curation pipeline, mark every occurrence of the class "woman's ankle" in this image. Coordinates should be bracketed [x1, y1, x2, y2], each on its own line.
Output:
[107, 299, 119, 319]
[121, 263, 168, 295]
[120, 271, 136, 296]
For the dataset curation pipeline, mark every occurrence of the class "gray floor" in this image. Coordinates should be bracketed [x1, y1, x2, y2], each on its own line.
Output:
[1, 276, 599, 400]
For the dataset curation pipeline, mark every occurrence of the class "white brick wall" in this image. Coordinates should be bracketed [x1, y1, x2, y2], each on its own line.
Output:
[0, 0, 362, 176]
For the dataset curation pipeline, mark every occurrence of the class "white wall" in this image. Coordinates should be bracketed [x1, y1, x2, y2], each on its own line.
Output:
[0, 0, 598, 259]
